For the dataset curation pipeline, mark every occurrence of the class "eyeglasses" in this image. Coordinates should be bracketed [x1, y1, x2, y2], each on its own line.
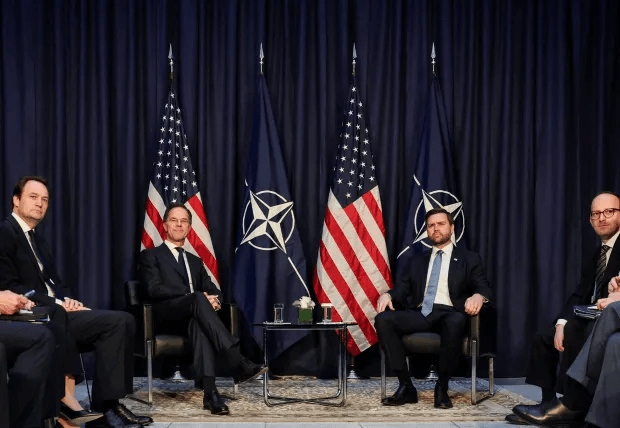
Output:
[590, 208, 620, 220]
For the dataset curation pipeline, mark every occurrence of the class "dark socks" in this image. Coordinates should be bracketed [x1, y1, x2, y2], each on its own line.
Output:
[437, 378, 449, 390]
[541, 388, 556, 402]
[394, 369, 413, 388]
[202, 376, 216, 393]
[92, 399, 119, 412]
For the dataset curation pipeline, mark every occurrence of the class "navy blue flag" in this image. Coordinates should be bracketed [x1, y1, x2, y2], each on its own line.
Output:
[232, 75, 310, 357]
[397, 76, 466, 271]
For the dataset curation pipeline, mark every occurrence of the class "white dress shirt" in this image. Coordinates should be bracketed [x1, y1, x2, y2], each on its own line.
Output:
[423, 242, 454, 307]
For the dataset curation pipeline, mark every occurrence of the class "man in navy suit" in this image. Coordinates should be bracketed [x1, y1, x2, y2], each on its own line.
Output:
[507, 192, 620, 426]
[375, 207, 492, 408]
[513, 298, 620, 427]
[0, 176, 150, 428]
[138, 203, 267, 416]
[0, 290, 57, 428]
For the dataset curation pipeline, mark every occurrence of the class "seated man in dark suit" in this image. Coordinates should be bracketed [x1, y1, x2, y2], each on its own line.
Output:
[506, 191, 620, 425]
[0, 176, 151, 428]
[375, 207, 492, 409]
[513, 297, 620, 427]
[139, 203, 268, 415]
[0, 289, 58, 428]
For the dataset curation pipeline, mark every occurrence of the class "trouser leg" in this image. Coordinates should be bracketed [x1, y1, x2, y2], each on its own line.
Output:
[68, 310, 134, 405]
[525, 331, 558, 394]
[433, 309, 467, 388]
[585, 332, 620, 428]
[375, 310, 431, 374]
[0, 323, 55, 428]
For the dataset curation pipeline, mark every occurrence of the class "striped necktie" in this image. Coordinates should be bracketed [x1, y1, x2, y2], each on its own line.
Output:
[593, 244, 610, 303]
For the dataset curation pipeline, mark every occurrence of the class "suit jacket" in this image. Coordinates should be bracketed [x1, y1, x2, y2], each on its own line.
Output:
[0, 215, 72, 306]
[389, 245, 492, 312]
[557, 238, 620, 322]
[138, 243, 221, 303]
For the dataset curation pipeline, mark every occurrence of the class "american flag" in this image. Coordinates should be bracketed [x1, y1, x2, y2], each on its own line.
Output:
[313, 76, 393, 355]
[141, 87, 220, 287]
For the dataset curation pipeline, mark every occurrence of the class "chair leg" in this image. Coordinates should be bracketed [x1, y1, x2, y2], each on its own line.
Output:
[471, 339, 478, 405]
[380, 347, 386, 400]
[79, 353, 92, 407]
[147, 340, 153, 406]
[488, 356, 495, 396]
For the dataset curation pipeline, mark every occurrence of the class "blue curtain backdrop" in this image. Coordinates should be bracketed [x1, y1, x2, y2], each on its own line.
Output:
[1, 0, 619, 377]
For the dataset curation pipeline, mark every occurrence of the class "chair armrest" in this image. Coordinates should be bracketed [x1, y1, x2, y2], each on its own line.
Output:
[469, 313, 480, 344]
[143, 303, 154, 344]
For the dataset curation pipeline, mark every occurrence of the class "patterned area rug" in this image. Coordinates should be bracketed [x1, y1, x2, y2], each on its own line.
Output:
[122, 376, 534, 422]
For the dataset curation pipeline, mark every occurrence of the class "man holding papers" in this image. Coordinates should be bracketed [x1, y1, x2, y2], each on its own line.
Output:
[507, 191, 620, 425]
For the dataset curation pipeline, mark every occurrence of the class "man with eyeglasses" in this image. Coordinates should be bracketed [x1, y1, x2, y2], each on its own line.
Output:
[506, 191, 620, 425]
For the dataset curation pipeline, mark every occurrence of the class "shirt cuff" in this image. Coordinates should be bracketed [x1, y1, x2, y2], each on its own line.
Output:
[556, 319, 567, 326]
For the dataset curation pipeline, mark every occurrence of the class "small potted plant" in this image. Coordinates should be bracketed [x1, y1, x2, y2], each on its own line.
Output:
[292, 296, 316, 324]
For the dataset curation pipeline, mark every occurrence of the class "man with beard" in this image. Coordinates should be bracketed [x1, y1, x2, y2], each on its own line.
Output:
[375, 208, 492, 409]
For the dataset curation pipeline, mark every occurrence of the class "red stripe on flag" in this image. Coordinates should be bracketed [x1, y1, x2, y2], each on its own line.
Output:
[141, 230, 155, 249]
[344, 196, 393, 291]
[186, 195, 210, 228]
[145, 198, 165, 239]
[320, 209, 379, 345]
[314, 267, 367, 356]
[186, 229, 220, 284]
[362, 190, 387, 237]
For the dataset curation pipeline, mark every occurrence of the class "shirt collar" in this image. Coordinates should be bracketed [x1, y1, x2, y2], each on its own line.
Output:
[432, 242, 454, 258]
[603, 229, 620, 249]
[12, 212, 33, 234]
[164, 240, 183, 253]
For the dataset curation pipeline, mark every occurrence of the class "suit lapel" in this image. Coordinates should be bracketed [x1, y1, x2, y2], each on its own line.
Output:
[605, 240, 620, 287]
[447, 246, 464, 292]
[7, 216, 43, 274]
[157, 244, 190, 281]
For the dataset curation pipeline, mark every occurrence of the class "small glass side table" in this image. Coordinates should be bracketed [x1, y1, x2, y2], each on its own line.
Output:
[253, 322, 357, 407]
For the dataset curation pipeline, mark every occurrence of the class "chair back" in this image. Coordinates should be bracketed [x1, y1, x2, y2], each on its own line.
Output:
[125, 280, 143, 308]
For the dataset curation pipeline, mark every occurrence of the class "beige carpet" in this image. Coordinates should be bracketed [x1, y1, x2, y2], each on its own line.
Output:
[122, 376, 534, 422]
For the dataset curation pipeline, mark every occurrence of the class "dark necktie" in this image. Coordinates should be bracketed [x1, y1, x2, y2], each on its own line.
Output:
[593, 244, 610, 302]
[421, 250, 443, 316]
[27, 230, 63, 299]
[175, 247, 191, 289]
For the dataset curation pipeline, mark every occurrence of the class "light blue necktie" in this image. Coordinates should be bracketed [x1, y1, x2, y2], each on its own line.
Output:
[421, 250, 443, 317]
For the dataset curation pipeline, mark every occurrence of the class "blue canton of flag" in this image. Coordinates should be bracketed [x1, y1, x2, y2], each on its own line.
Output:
[232, 75, 310, 358]
[397, 75, 465, 273]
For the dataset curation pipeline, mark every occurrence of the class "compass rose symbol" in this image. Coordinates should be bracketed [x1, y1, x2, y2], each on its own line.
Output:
[240, 190, 296, 252]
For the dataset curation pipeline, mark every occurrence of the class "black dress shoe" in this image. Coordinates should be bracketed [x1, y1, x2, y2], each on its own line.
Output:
[114, 403, 153, 425]
[203, 390, 230, 415]
[233, 359, 269, 384]
[505, 413, 529, 425]
[513, 398, 585, 426]
[434, 384, 453, 409]
[60, 403, 104, 425]
[382, 384, 418, 406]
[85, 409, 141, 428]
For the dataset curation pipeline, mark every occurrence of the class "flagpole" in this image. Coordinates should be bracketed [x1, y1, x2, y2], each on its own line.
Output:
[346, 42, 366, 382]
